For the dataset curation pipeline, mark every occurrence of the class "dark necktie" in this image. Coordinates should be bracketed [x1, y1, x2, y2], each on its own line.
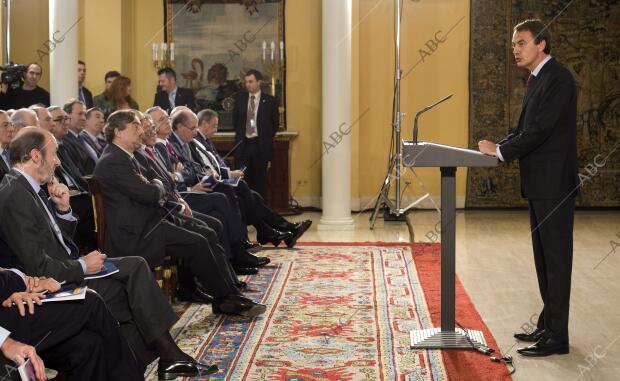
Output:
[526, 74, 536, 94]
[165, 141, 180, 162]
[37, 188, 56, 216]
[0, 149, 9, 171]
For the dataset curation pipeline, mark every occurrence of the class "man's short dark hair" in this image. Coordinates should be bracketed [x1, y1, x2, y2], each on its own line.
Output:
[197, 109, 218, 125]
[171, 110, 190, 131]
[244, 69, 263, 81]
[104, 70, 121, 81]
[158, 67, 177, 80]
[9, 128, 47, 165]
[86, 107, 103, 119]
[514, 19, 551, 54]
[78, 60, 85, 66]
[63, 99, 85, 115]
[103, 110, 135, 143]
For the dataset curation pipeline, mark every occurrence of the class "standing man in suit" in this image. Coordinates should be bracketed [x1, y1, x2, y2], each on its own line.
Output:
[77, 61, 93, 108]
[0, 270, 143, 381]
[0, 127, 218, 378]
[478, 19, 578, 357]
[232, 69, 279, 197]
[153, 67, 195, 113]
[0, 111, 13, 182]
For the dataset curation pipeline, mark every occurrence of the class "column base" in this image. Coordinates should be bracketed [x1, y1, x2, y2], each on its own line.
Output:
[317, 216, 356, 231]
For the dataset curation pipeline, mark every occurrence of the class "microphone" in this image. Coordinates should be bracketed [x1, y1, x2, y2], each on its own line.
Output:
[412, 94, 453, 144]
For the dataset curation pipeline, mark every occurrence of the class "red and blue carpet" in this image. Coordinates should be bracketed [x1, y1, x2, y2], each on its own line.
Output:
[145, 243, 512, 380]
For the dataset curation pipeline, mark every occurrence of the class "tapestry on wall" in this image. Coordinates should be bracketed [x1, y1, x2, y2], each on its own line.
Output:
[467, 0, 620, 207]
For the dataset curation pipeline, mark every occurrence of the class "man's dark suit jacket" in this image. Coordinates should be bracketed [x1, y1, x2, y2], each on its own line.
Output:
[167, 132, 205, 187]
[498, 57, 578, 200]
[80, 86, 94, 108]
[93, 143, 167, 266]
[63, 132, 96, 175]
[232, 91, 279, 163]
[0, 170, 83, 283]
[152, 87, 195, 113]
[0, 155, 9, 182]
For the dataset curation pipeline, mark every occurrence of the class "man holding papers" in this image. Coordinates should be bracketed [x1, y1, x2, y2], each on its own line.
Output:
[0, 128, 217, 378]
[0, 269, 142, 381]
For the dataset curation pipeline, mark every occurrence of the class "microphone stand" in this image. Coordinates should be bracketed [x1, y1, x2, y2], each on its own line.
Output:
[413, 94, 453, 144]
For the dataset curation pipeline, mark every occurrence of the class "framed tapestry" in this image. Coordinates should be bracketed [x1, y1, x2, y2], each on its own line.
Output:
[164, 0, 286, 131]
[468, 0, 620, 207]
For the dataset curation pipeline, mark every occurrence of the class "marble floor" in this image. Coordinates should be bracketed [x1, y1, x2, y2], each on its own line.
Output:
[274, 209, 620, 381]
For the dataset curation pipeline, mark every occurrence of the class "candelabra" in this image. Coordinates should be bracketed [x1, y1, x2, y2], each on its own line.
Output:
[152, 42, 176, 69]
[261, 40, 284, 128]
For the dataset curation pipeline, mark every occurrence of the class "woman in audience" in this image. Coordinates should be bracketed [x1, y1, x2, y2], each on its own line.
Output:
[108, 76, 139, 114]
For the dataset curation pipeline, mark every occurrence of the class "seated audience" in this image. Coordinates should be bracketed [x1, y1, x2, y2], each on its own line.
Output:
[0, 127, 217, 378]
[0, 269, 143, 381]
[93, 111, 267, 318]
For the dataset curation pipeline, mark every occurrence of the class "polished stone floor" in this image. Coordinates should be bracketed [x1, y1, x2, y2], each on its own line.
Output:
[274, 209, 620, 381]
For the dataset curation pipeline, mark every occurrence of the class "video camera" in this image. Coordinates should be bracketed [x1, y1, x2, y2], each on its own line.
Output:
[0, 63, 27, 89]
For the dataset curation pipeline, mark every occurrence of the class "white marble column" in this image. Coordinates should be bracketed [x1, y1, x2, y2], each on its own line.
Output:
[49, 0, 78, 106]
[317, 0, 354, 231]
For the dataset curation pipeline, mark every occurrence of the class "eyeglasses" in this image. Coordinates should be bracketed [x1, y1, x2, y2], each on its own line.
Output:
[53, 117, 71, 123]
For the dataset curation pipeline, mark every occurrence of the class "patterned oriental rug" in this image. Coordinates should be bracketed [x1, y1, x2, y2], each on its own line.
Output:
[145, 243, 512, 381]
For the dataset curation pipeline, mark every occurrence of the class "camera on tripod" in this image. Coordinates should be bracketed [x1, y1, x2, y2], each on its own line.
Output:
[0, 63, 27, 89]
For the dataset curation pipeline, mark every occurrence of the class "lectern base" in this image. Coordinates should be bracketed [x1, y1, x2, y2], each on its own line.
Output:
[410, 328, 487, 349]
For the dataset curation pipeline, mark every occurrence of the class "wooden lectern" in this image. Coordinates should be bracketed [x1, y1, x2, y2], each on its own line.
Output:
[403, 141, 498, 349]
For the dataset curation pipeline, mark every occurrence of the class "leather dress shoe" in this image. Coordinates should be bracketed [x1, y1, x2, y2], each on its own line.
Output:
[514, 327, 545, 342]
[212, 295, 267, 317]
[233, 266, 258, 275]
[517, 337, 569, 357]
[235, 250, 271, 267]
[285, 220, 312, 248]
[257, 229, 293, 247]
[236, 280, 247, 289]
[158, 360, 199, 380]
[176, 288, 214, 304]
[242, 239, 262, 253]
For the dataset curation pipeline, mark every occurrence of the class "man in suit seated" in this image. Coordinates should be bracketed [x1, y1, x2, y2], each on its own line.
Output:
[93, 111, 266, 317]
[63, 99, 97, 174]
[196, 109, 312, 247]
[29, 106, 53, 132]
[9, 108, 38, 131]
[0, 111, 13, 182]
[153, 67, 195, 113]
[138, 112, 267, 277]
[167, 108, 300, 248]
[0, 127, 218, 378]
[81, 107, 107, 157]
[0, 269, 142, 380]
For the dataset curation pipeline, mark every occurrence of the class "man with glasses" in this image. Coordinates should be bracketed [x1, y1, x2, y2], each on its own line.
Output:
[94, 110, 266, 317]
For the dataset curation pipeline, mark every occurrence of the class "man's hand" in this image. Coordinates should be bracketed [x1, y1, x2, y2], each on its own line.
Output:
[47, 177, 71, 213]
[190, 183, 213, 193]
[83, 250, 106, 275]
[0, 337, 46, 381]
[2, 292, 45, 316]
[180, 199, 193, 217]
[24, 276, 61, 293]
[478, 140, 498, 156]
[229, 170, 244, 179]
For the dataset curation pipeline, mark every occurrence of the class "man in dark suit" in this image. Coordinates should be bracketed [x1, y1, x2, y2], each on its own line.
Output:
[0, 127, 217, 378]
[63, 100, 97, 174]
[93, 111, 266, 317]
[198, 109, 312, 248]
[153, 67, 195, 113]
[0, 270, 142, 381]
[80, 107, 107, 157]
[232, 69, 279, 197]
[77, 61, 94, 108]
[478, 19, 578, 357]
[0, 111, 13, 182]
